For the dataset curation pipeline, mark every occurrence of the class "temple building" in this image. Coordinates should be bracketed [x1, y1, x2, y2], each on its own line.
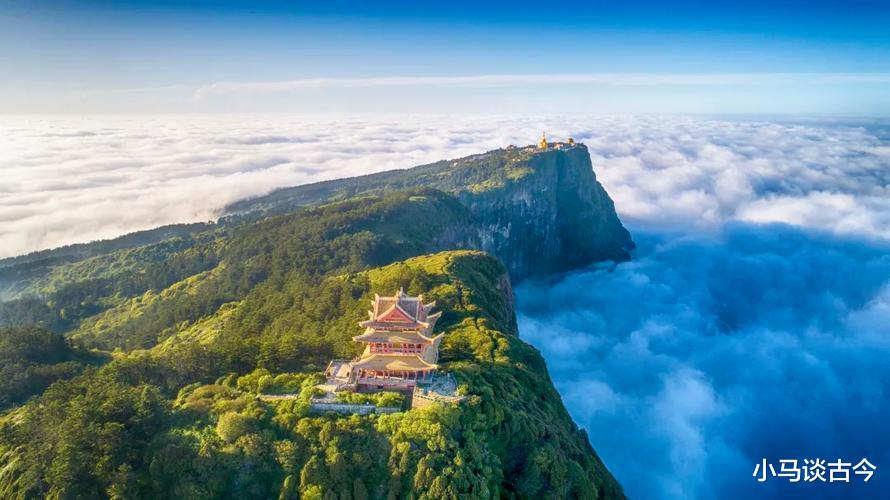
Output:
[538, 131, 549, 149]
[326, 289, 444, 391]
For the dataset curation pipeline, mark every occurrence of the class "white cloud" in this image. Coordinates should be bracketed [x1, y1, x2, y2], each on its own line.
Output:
[1, 114, 888, 259]
[580, 116, 890, 239]
[735, 191, 890, 237]
[0, 115, 520, 257]
[190, 73, 890, 98]
[2, 113, 888, 498]
[517, 227, 890, 499]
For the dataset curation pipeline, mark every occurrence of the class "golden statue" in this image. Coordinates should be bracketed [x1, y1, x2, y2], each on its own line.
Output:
[538, 131, 548, 149]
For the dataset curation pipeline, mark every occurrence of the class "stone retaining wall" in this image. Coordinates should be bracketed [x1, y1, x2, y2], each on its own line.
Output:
[411, 387, 466, 409]
[309, 400, 401, 415]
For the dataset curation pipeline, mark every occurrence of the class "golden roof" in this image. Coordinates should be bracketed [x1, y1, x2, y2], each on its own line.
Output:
[353, 330, 438, 343]
[351, 354, 437, 372]
[359, 288, 441, 332]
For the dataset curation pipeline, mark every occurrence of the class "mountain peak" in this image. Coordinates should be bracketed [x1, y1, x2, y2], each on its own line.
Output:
[225, 142, 634, 280]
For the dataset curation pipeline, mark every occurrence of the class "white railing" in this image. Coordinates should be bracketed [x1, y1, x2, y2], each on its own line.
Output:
[356, 377, 415, 387]
[412, 386, 466, 405]
[308, 400, 401, 415]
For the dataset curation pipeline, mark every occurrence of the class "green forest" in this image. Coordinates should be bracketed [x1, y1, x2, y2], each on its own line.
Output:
[0, 148, 626, 499]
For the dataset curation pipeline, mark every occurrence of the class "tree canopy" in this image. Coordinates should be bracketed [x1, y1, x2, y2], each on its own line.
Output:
[0, 189, 623, 499]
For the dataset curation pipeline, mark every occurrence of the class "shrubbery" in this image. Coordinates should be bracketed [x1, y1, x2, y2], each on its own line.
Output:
[0, 190, 623, 499]
[335, 390, 405, 407]
[0, 325, 96, 408]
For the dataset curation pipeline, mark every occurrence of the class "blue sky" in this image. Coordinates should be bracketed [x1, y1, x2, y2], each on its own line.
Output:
[2, 0, 890, 113]
[2, 5, 887, 496]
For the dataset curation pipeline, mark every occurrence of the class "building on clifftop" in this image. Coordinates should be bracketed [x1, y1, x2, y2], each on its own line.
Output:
[324, 288, 444, 392]
[536, 132, 579, 150]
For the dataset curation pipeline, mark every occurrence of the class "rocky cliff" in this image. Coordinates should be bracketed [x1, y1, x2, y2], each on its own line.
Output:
[0, 195, 627, 499]
[225, 143, 635, 280]
[0, 143, 632, 499]
[452, 145, 634, 278]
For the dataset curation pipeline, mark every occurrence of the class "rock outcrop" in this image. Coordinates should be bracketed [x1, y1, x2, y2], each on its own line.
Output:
[225, 142, 635, 280]
[453, 145, 634, 279]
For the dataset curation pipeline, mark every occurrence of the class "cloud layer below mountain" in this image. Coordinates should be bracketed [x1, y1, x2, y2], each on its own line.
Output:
[517, 227, 890, 499]
[2, 114, 888, 258]
[2, 114, 889, 497]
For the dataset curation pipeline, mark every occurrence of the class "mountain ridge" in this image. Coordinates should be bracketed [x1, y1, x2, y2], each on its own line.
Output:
[1, 143, 631, 299]
[225, 143, 634, 279]
[0, 142, 630, 499]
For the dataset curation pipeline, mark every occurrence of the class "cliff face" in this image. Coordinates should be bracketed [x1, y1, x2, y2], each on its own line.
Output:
[0, 148, 631, 498]
[0, 196, 627, 499]
[454, 145, 634, 279]
[224, 143, 635, 281]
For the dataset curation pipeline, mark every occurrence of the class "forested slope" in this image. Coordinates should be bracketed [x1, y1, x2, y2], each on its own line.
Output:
[0, 247, 623, 498]
[0, 144, 630, 499]
[226, 144, 634, 278]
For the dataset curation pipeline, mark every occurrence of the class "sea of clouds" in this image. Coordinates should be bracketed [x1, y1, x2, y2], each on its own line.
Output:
[2, 114, 887, 258]
[2, 114, 889, 498]
[514, 117, 890, 498]
[518, 227, 890, 499]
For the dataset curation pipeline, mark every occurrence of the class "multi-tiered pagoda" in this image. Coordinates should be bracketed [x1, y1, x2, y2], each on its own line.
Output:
[345, 288, 443, 390]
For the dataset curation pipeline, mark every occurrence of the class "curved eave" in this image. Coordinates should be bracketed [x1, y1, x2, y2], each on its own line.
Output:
[358, 319, 429, 330]
[351, 354, 438, 371]
[430, 332, 445, 348]
[353, 329, 439, 343]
